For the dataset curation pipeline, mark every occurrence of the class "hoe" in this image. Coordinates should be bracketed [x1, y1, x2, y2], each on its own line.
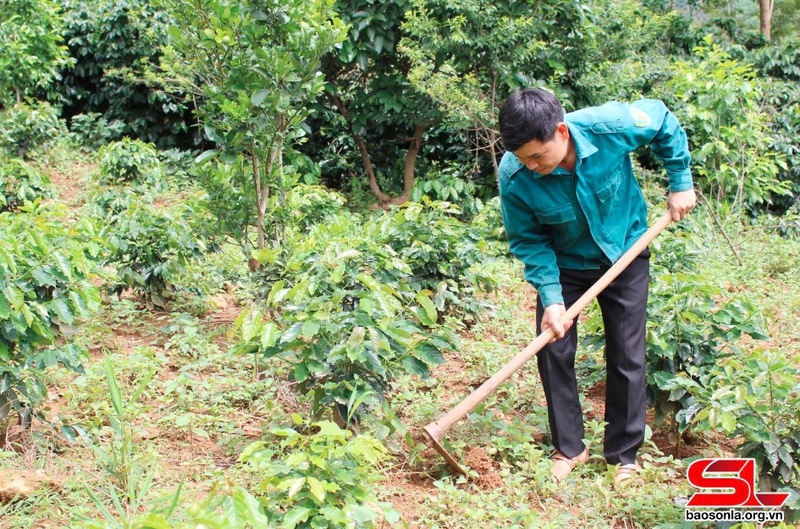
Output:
[422, 210, 674, 475]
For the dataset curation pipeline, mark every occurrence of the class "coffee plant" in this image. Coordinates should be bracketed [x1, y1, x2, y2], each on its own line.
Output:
[682, 350, 800, 491]
[581, 222, 769, 447]
[238, 419, 399, 528]
[0, 101, 66, 158]
[103, 200, 205, 310]
[0, 201, 102, 433]
[0, 157, 53, 212]
[235, 198, 506, 422]
[236, 210, 459, 422]
[97, 138, 165, 189]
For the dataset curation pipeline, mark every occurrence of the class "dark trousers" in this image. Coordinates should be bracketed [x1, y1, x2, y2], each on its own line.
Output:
[535, 250, 650, 465]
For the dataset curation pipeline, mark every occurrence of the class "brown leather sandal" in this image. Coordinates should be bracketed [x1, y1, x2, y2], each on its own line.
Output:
[550, 448, 589, 482]
[614, 463, 641, 488]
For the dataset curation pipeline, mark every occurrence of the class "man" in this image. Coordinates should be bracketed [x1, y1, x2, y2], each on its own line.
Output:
[497, 88, 696, 486]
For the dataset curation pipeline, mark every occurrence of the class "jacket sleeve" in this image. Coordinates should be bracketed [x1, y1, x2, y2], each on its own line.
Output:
[499, 180, 563, 307]
[621, 100, 693, 192]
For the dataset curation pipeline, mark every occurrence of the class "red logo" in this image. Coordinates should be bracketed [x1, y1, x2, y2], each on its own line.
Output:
[686, 458, 790, 508]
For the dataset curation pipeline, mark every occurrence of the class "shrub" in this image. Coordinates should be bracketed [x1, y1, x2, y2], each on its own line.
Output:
[0, 157, 53, 212]
[469, 195, 508, 257]
[0, 0, 71, 106]
[0, 101, 66, 158]
[237, 210, 459, 422]
[0, 202, 102, 433]
[378, 200, 497, 319]
[581, 221, 769, 448]
[57, 0, 191, 148]
[236, 200, 498, 422]
[97, 138, 164, 188]
[683, 350, 800, 491]
[68, 113, 126, 152]
[103, 200, 206, 309]
[239, 420, 399, 528]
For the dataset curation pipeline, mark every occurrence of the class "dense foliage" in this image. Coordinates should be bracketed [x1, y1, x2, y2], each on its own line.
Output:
[0, 202, 101, 432]
[56, 0, 192, 147]
[3, 0, 800, 526]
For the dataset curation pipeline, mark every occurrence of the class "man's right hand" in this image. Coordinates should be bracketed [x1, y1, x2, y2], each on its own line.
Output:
[541, 303, 573, 343]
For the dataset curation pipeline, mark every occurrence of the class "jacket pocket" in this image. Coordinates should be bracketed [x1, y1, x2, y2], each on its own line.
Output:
[534, 202, 579, 247]
[534, 202, 576, 224]
[594, 170, 622, 217]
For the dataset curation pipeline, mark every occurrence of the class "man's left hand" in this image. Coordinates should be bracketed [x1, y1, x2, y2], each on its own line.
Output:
[667, 189, 697, 221]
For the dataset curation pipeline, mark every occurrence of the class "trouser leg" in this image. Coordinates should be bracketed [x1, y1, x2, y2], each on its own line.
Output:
[598, 252, 650, 465]
[535, 250, 650, 462]
[536, 271, 589, 459]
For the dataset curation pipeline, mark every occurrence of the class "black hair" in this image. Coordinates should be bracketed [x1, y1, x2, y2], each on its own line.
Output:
[498, 88, 564, 152]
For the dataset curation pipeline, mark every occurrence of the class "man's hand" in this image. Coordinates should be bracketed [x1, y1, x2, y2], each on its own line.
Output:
[542, 304, 573, 343]
[667, 189, 697, 221]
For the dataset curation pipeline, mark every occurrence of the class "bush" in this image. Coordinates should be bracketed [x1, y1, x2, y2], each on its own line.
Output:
[0, 202, 102, 432]
[238, 210, 459, 422]
[0, 157, 53, 212]
[57, 0, 192, 148]
[239, 420, 399, 528]
[683, 350, 800, 491]
[68, 113, 126, 152]
[236, 200, 498, 422]
[469, 196, 508, 257]
[0, 101, 66, 158]
[103, 200, 206, 309]
[97, 138, 164, 188]
[581, 220, 769, 446]
[378, 200, 497, 319]
[0, 0, 71, 106]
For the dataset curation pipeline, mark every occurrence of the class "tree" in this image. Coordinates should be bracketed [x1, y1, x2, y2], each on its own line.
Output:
[759, 0, 774, 40]
[156, 0, 346, 250]
[397, 0, 614, 176]
[311, 0, 457, 207]
[0, 0, 72, 107]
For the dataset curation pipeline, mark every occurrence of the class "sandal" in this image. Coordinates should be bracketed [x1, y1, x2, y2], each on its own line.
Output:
[550, 448, 589, 483]
[614, 463, 641, 488]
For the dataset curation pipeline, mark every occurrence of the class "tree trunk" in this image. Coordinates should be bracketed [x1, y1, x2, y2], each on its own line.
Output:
[759, 0, 773, 40]
[331, 93, 428, 207]
[387, 123, 427, 205]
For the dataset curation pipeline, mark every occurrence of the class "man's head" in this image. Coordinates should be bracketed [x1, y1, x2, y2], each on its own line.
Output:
[499, 88, 571, 174]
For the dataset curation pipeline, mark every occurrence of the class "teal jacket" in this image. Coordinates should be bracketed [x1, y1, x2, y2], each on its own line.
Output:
[498, 99, 692, 308]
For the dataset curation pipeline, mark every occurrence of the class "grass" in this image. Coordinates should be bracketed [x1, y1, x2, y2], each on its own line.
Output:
[1, 152, 799, 528]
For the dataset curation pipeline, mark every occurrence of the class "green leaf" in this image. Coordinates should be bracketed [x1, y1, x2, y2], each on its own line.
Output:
[283, 506, 312, 529]
[261, 321, 279, 349]
[281, 322, 304, 344]
[282, 477, 306, 499]
[402, 356, 429, 377]
[51, 251, 72, 281]
[0, 292, 9, 319]
[32, 267, 58, 286]
[252, 89, 271, 106]
[306, 476, 326, 503]
[348, 504, 378, 523]
[103, 356, 125, 420]
[416, 290, 438, 324]
[301, 320, 320, 338]
[294, 362, 309, 383]
[204, 125, 224, 144]
[415, 343, 445, 365]
[195, 149, 219, 164]
[49, 298, 74, 325]
[720, 411, 736, 433]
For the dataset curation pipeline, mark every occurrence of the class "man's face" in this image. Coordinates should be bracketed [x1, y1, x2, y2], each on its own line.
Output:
[512, 122, 570, 174]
